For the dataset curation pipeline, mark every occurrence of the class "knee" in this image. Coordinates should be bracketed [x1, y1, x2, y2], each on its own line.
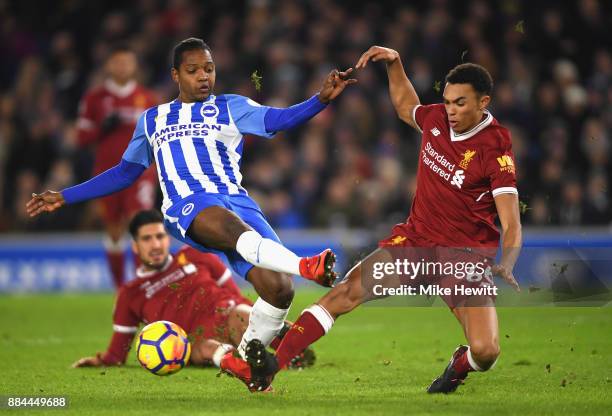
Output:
[470, 340, 500, 369]
[260, 272, 295, 308]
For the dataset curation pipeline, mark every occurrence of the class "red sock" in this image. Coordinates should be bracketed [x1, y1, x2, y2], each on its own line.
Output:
[269, 335, 282, 351]
[106, 251, 125, 288]
[275, 305, 333, 369]
[269, 322, 291, 351]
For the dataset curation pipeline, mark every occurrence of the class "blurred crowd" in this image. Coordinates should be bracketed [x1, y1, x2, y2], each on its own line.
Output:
[0, 0, 610, 235]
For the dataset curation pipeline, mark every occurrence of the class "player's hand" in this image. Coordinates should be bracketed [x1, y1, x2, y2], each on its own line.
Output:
[355, 46, 400, 69]
[491, 264, 520, 292]
[72, 354, 104, 368]
[26, 191, 66, 217]
[318, 68, 357, 103]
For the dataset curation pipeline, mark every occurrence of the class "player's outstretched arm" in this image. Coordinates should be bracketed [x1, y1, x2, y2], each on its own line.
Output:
[492, 193, 522, 291]
[26, 159, 145, 218]
[256, 69, 355, 136]
[356, 46, 421, 130]
[73, 327, 137, 368]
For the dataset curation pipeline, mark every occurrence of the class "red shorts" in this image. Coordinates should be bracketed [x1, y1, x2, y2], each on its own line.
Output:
[378, 224, 497, 308]
[97, 166, 157, 224]
[191, 294, 253, 341]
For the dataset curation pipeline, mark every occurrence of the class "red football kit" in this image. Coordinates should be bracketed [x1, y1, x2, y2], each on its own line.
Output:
[76, 80, 158, 223]
[378, 104, 518, 307]
[100, 247, 251, 365]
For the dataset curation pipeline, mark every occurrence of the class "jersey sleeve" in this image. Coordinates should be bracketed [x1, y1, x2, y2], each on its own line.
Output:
[121, 111, 154, 168]
[225, 94, 274, 138]
[413, 104, 442, 133]
[76, 92, 100, 146]
[484, 129, 518, 198]
[182, 247, 241, 295]
[205, 253, 238, 288]
[101, 287, 140, 365]
[112, 287, 140, 332]
[182, 247, 229, 280]
[204, 253, 231, 281]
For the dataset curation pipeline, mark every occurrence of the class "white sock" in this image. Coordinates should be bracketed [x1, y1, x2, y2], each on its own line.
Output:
[236, 230, 301, 276]
[237, 297, 290, 358]
[467, 346, 485, 371]
[304, 304, 335, 333]
[211, 343, 234, 368]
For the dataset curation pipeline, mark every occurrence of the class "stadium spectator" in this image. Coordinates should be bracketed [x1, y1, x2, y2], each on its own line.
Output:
[75, 45, 158, 288]
[3, 1, 611, 233]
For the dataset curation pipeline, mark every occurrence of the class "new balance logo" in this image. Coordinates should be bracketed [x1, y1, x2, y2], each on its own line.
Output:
[497, 154, 516, 174]
[496, 155, 514, 167]
[430, 127, 441, 136]
[450, 169, 465, 188]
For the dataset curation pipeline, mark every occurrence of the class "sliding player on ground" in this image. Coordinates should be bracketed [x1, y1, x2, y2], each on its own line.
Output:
[72, 210, 313, 370]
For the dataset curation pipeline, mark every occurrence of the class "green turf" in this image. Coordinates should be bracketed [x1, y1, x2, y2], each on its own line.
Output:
[1, 291, 611, 415]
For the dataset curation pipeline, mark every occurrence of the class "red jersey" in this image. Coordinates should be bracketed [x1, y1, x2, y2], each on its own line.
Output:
[76, 80, 157, 174]
[402, 104, 517, 248]
[100, 247, 248, 365]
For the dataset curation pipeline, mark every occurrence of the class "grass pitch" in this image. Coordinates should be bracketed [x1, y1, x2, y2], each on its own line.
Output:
[1, 291, 611, 415]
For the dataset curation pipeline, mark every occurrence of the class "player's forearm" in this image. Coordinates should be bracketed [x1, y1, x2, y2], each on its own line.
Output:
[61, 159, 145, 204]
[100, 331, 135, 366]
[386, 58, 420, 124]
[499, 223, 522, 272]
[263, 94, 327, 134]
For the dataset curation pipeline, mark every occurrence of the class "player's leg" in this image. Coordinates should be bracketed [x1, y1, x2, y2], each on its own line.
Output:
[189, 196, 335, 358]
[222, 302, 301, 353]
[219, 302, 315, 382]
[243, 243, 427, 391]
[187, 205, 336, 286]
[187, 204, 295, 307]
[268, 248, 392, 372]
[234, 266, 294, 357]
[99, 194, 127, 289]
[103, 171, 156, 288]
[124, 170, 157, 271]
[428, 297, 499, 393]
[166, 198, 295, 363]
[237, 249, 394, 391]
[223, 258, 364, 391]
[455, 301, 500, 370]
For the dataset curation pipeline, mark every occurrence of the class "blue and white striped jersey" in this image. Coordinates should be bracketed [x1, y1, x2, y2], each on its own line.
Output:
[122, 94, 275, 213]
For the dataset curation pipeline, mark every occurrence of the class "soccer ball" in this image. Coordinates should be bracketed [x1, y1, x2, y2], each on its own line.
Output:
[135, 321, 191, 376]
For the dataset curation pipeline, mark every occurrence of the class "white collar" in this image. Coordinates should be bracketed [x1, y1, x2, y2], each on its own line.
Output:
[136, 255, 173, 278]
[450, 110, 493, 142]
[105, 79, 137, 98]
